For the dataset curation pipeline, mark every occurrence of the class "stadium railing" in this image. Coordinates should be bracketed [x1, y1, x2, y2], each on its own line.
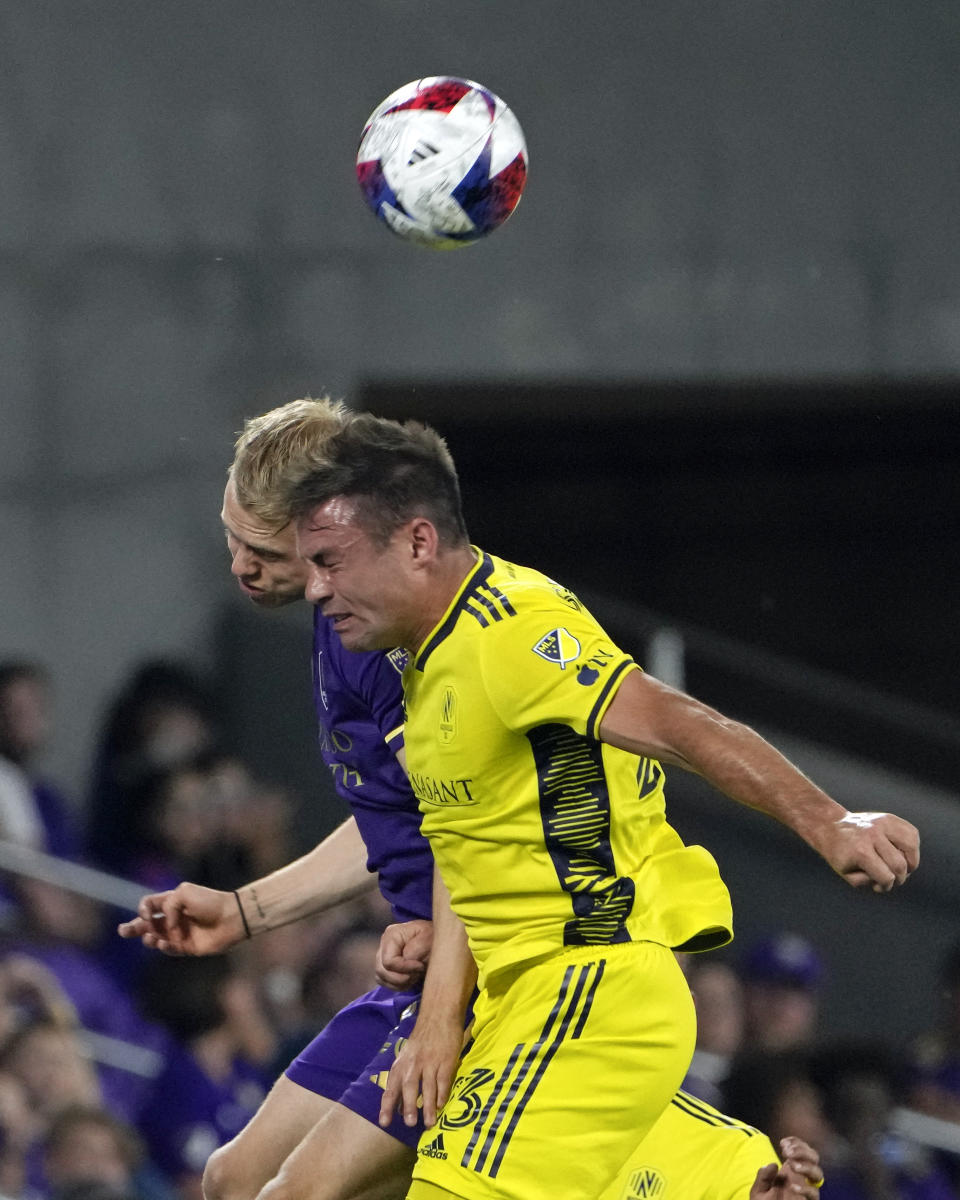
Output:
[0, 838, 164, 1078]
[583, 589, 960, 792]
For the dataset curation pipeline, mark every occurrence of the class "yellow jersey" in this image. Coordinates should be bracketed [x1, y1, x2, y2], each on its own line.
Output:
[602, 1090, 779, 1200]
[403, 550, 732, 986]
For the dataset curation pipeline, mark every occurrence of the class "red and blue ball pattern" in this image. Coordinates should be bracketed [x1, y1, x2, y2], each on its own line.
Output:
[356, 76, 527, 249]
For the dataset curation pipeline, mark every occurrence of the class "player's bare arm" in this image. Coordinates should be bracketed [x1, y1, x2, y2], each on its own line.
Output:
[599, 671, 919, 893]
[750, 1137, 824, 1198]
[117, 815, 375, 954]
[379, 872, 476, 1130]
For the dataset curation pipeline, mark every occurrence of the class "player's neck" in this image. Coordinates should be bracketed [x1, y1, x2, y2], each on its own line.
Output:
[406, 544, 479, 654]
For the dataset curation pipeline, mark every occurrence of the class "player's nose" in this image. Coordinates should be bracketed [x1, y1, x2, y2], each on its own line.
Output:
[305, 567, 332, 606]
[230, 547, 255, 577]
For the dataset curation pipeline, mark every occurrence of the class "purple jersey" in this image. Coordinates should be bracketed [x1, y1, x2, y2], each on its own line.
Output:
[312, 610, 433, 923]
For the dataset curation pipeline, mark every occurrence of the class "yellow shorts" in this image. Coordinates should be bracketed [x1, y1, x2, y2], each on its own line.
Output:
[408, 940, 695, 1200]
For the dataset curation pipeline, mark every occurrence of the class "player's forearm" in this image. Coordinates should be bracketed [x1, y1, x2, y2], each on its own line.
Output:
[672, 705, 846, 849]
[236, 816, 375, 936]
[418, 869, 477, 1027]
[600, 673, 847, 849]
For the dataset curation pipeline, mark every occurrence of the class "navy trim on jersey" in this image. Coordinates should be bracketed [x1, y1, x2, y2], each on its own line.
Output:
[415, 552, 495, 671]
[671, 1090, 762, 1136]
[464, 583, 518, 628]
[586, 657, 637, 740]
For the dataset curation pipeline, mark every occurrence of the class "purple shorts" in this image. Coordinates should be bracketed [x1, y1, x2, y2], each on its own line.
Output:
[285, 985, 423, 1147]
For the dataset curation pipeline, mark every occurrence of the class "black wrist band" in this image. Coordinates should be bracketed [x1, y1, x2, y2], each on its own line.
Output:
[233, 890, 252, 939]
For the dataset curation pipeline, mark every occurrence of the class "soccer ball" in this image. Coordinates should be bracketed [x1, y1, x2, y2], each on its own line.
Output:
[356, 76, 528, 249]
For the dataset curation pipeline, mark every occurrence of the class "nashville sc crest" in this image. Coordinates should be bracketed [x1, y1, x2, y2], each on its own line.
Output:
[624, 1167, 666, 1199]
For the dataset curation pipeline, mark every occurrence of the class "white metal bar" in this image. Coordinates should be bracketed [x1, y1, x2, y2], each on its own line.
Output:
[0, 839, 145, 912]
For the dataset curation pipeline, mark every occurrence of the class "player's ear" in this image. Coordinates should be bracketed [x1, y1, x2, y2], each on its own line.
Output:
[408, 517, 439, 565]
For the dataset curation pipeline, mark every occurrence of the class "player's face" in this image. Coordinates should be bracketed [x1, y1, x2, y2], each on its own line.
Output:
[221, 481, 308, 608]
[297, 497, 419, 652]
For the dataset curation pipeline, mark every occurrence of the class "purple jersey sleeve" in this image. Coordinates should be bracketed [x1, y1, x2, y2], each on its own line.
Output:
[313, 611, 433, 923]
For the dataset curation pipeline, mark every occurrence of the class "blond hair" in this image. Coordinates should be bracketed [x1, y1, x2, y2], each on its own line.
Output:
[229, 395, 353, 529]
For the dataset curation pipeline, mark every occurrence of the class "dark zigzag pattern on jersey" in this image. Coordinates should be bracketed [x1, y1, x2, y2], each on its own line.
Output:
[529, 723, 634, 946]
[460, 960, 604, 1177]
[671, 1090, 763, 1136]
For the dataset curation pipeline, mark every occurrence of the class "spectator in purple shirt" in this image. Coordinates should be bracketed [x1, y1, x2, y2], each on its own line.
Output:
[134, 955, 274, 1200]
[2, 884, 167, 1126]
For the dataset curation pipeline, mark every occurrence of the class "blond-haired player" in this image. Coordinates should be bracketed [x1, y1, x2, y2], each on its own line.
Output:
[121, 396, 473, 1200]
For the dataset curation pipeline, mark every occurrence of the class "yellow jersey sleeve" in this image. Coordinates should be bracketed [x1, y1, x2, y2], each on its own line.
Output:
[476, 587, 640, 740]
[712, 1132, 780, 1200]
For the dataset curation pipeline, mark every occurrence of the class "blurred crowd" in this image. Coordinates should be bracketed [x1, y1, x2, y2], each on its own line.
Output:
[682, 935, 960, 1199]
[0, 658, 389, 1200]
[0, 656, 957, 1199]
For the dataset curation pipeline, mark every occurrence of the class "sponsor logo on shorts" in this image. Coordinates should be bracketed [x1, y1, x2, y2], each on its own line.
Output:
[420, 1132, 447, 1160]
[626, 1167, 666, 1198]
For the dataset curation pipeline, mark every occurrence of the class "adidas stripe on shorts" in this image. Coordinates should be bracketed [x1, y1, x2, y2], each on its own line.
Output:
[408, 940, 695, 1200]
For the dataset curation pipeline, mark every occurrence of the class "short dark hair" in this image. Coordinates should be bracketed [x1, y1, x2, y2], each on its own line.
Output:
[286, 413, 469, 548]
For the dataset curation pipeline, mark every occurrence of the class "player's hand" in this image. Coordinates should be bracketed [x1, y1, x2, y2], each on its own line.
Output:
[378, 1009, 463, 1129]
[376, 919, 434, 989]
[815, 811, 919, 892]
[116, 882, 242, 955]
[750, 1137, 823, 1197]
